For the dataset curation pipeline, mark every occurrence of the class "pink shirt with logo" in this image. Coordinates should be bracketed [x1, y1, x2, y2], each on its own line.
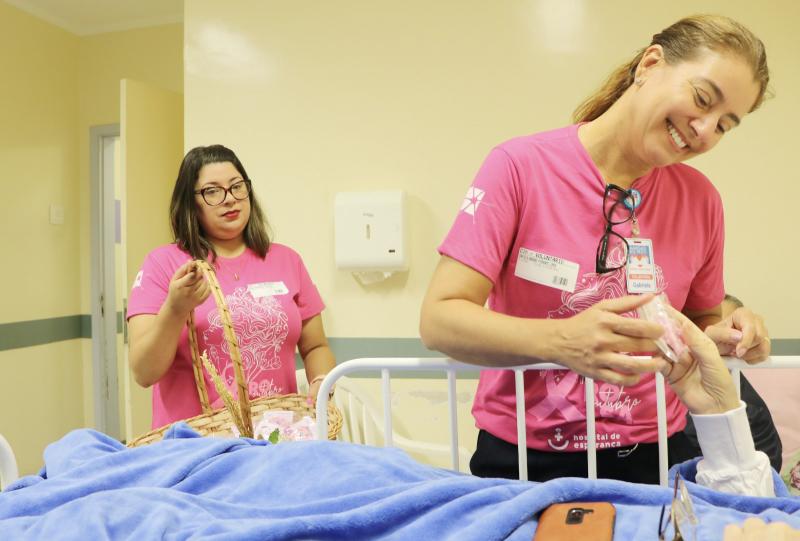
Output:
[127, 243, 325, 429]
[439, 124, 725, 452]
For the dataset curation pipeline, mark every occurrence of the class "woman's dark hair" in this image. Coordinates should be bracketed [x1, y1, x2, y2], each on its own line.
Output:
[169, 144, 271, 260]
[573, 14, 770, 123]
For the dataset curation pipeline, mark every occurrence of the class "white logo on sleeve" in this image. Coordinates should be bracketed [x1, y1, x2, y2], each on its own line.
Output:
[132, 270, 143, 288]
[460, 187, 485, 216]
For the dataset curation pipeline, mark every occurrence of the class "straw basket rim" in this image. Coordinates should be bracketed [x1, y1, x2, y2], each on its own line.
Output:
[128, 393, 342, 447]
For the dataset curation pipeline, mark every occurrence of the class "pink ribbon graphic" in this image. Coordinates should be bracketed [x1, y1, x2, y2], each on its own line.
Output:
[528, 370, 585, 422]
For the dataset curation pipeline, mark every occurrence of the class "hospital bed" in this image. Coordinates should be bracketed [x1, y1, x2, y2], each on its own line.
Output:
[1, 356, 799, 540]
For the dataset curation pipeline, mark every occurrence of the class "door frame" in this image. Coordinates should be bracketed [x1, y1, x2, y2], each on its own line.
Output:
[90, 123, 121, 438]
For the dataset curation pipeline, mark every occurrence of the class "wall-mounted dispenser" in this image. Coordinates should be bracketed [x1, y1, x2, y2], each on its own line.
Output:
[334, 190, 407, 284]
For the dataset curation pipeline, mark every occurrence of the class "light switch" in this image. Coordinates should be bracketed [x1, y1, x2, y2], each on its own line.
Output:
[49, 204, 64, 225]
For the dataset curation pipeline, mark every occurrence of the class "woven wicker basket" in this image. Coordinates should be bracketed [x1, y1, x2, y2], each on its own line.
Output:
[128, 260, 342, 447]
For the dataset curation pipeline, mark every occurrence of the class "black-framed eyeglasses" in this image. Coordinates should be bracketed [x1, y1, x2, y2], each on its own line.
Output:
[194, 179, 251, 206]
[595, 183, 634, 274]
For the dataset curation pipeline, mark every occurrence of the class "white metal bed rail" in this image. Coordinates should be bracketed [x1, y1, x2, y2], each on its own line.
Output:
[315, 356, 800, 486]
[0, 434, 19, 491]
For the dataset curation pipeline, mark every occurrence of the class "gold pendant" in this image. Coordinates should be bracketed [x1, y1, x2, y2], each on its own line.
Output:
[631, 215, 640, 237]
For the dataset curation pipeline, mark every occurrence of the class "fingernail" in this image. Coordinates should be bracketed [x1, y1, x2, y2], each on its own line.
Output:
[736, 347, 746, 358]
[730, 330, 743, 341]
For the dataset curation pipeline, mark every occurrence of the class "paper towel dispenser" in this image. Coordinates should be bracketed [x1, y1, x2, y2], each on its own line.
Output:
[334, 190, 407, 272]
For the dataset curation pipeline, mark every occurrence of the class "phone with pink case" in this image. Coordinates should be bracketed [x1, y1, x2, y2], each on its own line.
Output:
[637, 294, 687, 362]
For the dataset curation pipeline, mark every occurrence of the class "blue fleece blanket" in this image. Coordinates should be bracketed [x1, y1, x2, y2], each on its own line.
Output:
[1, 423, 798, 540]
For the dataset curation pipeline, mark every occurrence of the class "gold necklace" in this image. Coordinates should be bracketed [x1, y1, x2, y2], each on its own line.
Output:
[216, 252, 248, 281]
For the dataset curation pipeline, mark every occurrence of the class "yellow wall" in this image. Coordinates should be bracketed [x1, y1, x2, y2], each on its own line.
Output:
[77, 22, 183, 314]
[121, 78, 184, 441]
[0, 3, 80, 322]
[0, 2, 84, 475]
[0, 342, 85, 475]
[184, 0, 800, 339]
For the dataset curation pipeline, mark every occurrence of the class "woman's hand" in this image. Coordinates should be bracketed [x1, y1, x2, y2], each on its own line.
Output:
[553, 294, 669, 386]
[129, 260, 210, 388]
[663, 308, 740, 415]
[307, 377, 325, 403]
[704, 307, 770, 363]
[164, 260, 211, 317]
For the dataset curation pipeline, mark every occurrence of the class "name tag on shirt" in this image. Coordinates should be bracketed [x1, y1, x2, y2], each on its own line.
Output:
[514, 248, 579, 293]
[248, 281, 289, 298]
[625, 238, 657, 293]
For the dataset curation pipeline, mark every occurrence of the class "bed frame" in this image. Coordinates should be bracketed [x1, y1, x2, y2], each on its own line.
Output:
[315, 356, 800, 486]
[0, 435, 17, 491]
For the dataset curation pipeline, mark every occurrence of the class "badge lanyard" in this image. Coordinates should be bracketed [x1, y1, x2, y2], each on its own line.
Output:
[624, 188, 657, 293]
[624, 188, 641, 237]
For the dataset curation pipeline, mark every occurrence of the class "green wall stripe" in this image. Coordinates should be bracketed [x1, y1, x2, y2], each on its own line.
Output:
[293, 337, 477, 379]
[0, 316, 86, 351]
[81, 314, 92, 339]
[769, 340, 800, 356]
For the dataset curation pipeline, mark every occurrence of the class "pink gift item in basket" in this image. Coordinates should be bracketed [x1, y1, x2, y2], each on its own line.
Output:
[637, 294, 687, 363]
[251, 411, 317, 442]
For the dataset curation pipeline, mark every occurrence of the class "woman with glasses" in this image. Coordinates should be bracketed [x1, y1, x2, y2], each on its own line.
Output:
[420, 15, 772, 485]
[127, 145, 335, 429]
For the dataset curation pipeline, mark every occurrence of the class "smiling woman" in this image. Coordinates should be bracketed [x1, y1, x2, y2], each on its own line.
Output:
[419, 14, 774, 485]
[574, 15, 768, 181]
[125, 145, 336, 429]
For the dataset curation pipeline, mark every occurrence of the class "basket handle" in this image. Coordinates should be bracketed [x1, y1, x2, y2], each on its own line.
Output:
[185, 260, 254, 438]
[188, 310, 211, 414]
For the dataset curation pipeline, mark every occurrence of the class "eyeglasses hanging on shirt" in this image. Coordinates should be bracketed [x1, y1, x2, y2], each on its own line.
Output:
[595, 184, 637, 274]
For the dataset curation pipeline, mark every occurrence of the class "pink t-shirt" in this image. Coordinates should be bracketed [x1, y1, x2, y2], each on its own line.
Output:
[439, 124, 725, 452]
[127, 243, 325, 429]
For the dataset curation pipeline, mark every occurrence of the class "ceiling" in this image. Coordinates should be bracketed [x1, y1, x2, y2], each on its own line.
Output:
[4, 0, 183, 35]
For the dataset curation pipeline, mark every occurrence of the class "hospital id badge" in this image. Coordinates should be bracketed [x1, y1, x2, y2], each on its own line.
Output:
[625, 238, 657, 293]
[514, 247, 579, 293]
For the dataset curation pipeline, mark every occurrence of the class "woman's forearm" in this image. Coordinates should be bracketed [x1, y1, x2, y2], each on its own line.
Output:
[129, 306, 189, 387]
[302, 344, 336, 381]
[420, 298, 561, 367]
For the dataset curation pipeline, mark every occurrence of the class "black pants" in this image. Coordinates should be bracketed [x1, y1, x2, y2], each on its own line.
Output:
[470, 429, 698, 485]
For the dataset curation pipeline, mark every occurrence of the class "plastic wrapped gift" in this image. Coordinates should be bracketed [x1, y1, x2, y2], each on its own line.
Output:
[230, 410, 318, 442]
[637, 293, 687, 363]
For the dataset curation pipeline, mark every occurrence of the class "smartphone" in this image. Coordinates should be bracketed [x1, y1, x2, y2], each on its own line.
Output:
[532, 502, 615, 541]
